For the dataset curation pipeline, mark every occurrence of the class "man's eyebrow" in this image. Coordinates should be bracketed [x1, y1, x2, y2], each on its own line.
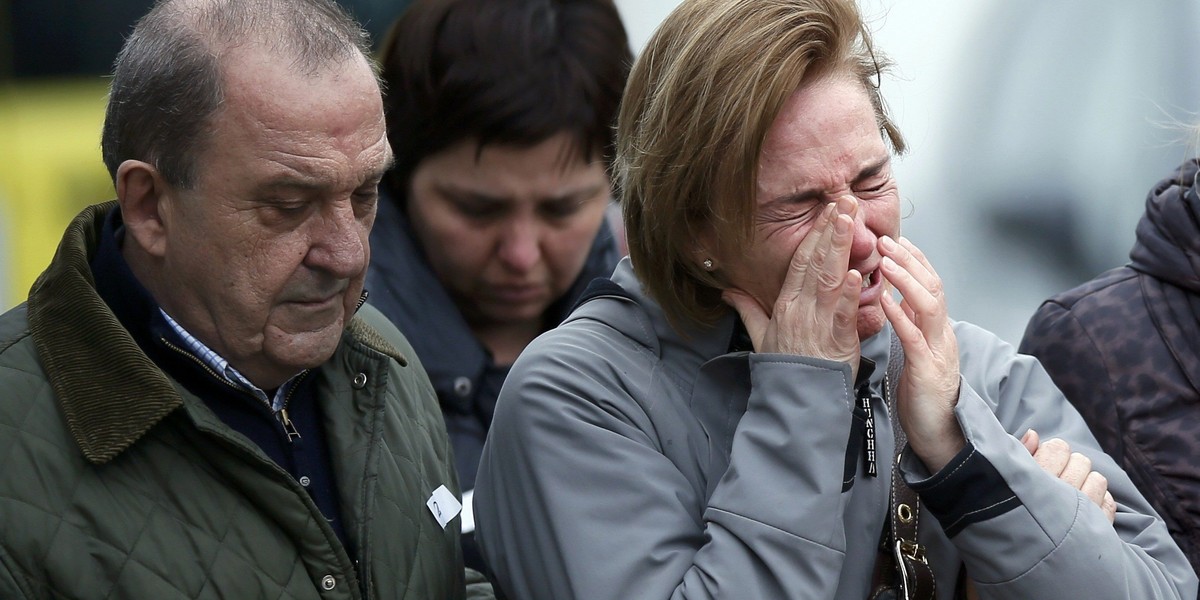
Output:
[253, 156, 396, 194]
[255, 175, 323, 193]
[767, 156, 893, 205]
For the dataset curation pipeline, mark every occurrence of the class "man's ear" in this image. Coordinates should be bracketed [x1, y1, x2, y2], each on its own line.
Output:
[115, 159, 171, 258]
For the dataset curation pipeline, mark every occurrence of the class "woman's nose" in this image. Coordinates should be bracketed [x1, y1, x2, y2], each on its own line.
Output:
[848, 206, 876, 261]
[497, 218, 542, 272]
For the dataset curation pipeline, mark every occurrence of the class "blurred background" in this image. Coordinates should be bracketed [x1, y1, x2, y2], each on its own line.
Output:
[2, 0, 1198, 344]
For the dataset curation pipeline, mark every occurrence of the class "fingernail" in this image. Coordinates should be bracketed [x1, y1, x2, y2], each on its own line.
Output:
[837, 195, 856, 215]
[880, 235, 897, 250]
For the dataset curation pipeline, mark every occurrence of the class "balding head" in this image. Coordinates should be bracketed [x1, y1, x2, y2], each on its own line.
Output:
[100, 0, 375, 189]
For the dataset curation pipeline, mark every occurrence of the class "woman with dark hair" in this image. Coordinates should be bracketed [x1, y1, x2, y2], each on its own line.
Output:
[365, 0, 632, 571]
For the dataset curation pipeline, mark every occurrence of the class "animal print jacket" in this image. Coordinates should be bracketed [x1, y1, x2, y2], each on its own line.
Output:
[1021, 158, 1200, 581]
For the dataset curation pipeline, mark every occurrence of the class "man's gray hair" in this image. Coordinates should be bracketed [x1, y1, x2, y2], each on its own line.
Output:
[100, 0, 374, 188]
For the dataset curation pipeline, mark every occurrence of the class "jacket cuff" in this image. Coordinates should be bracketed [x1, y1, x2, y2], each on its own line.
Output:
[905, 443, 1022, 537]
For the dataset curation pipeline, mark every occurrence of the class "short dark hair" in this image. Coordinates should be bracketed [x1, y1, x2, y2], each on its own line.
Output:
[100, 0, 373, 188]
[378, 0, 632, 200]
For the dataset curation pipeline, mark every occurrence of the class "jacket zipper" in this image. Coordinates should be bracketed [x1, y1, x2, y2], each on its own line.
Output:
[161, 337, 308, 443]
[277, 371, 309, 442]
[160, 337, 248, 395]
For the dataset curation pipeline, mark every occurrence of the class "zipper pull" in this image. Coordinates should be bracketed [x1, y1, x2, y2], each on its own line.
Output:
[278, 408, 302, 442]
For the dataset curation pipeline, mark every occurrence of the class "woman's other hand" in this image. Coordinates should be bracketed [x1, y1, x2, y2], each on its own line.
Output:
[1022, 429, 1118, 523]
[878, 235, 965, 472]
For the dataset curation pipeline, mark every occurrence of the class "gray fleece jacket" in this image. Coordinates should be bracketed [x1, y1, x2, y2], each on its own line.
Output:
[475, 258, 1196, 600]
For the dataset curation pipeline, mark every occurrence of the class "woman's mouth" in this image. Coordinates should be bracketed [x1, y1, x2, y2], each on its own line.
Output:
[858, 267, 883, 303]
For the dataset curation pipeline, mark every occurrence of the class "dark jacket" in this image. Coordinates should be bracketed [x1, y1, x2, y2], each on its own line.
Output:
[365, 190, 620, 492]
[0, 202, 493, 599]
[1021, 158, 1200, 581]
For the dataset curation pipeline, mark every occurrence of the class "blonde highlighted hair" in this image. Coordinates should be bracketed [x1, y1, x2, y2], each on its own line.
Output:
[616, 0, 905, 329]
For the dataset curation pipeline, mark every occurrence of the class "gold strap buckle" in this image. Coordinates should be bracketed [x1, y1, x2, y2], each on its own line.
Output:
[896, 539, 927, 564]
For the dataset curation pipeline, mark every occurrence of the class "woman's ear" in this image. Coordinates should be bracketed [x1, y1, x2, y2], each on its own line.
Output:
[115, 160, 171, 258]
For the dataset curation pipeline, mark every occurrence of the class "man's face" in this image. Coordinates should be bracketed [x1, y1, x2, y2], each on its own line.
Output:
[406, 133, 611, 336]
[153, 46, 391, 387]
[715, 75, 901, 341]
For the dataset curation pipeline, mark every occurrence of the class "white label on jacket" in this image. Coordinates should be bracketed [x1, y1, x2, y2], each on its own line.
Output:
[427, 485, 462, 530]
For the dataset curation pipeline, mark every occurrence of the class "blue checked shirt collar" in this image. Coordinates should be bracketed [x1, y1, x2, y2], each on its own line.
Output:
[158, 309, 302, 412]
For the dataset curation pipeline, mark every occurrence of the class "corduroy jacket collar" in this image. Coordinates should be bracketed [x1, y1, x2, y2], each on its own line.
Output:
[28, 202, 180, 464]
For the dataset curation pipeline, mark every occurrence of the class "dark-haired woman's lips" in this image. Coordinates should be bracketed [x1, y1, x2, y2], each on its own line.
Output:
[491, 285, 547, 304]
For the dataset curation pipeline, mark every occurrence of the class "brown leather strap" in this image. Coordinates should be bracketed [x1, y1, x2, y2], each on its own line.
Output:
[882, 332, 937, 600]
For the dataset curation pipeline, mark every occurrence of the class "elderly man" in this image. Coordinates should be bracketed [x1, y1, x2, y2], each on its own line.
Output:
[0, 0, 491, 598]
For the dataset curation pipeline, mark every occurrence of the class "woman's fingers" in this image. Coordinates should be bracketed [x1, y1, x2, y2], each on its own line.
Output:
[880, 287, 924, 351]
[836, 269, 864, 340]
[813, 199, 856, 297]
[898, 236, 940, 287]
[725, 196, 861, 366]
[879, 237, 946, 334]
[1032, 438, 1071, 477]
[1029, 437, 1117, 524]
[1081, 471, 1110, 514]
[1021, 429, 1040, 455]
[1059, 451, 1094, 490]
[779, 202, 839, 302]
[1102, 491, 1117, 524]
[876, 233, 963, 471]
[765, 196, 861, 363]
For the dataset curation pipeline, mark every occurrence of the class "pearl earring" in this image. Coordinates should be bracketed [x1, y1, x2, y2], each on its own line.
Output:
[702, 259, 714, 271]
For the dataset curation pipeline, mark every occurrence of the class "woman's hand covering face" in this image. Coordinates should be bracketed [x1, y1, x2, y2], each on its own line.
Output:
[722, 195, 865, 380]
[723, 213, 972, 473]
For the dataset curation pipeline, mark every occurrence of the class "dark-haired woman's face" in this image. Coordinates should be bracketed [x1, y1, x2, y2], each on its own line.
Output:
[408, 133, 611, 335]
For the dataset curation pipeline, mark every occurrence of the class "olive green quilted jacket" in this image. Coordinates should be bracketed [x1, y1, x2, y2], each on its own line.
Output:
[0, 203, 493, 599]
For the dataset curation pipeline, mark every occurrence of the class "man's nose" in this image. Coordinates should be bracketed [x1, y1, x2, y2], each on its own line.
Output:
[497, 217, 541, 273]
[307, 201, 367, 278]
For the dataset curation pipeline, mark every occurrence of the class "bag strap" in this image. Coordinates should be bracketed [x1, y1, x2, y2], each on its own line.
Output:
[883, 332, 937, 600]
